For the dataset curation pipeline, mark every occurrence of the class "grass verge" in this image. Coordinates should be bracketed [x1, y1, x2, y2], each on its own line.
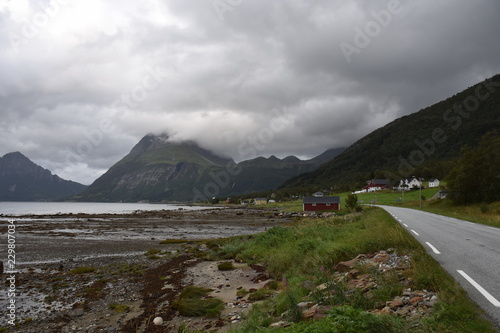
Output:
[209, 207, 495, 332]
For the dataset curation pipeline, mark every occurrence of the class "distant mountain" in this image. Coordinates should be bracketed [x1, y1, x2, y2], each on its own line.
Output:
[0, 152, 87, 201]
[74, 133, 344, 202]
[229, 151, 343, 195]
[281, 74, 500, 190]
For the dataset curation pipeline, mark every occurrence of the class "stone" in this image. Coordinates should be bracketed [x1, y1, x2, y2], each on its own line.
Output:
[153, 317, 163, 326]
[302, 307, 317, 319]
[316, 283, 328, 291]
[387, 298, 404, 309]
[380, 306, 392, 314]
[334, 259, 359, 272]
[348, 269, 360, 278]
[297, 301, 315, 310]
[270, 320, 291, 328]
[409, 296, 424, 305]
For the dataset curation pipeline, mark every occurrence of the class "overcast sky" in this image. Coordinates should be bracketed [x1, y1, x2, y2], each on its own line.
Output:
[1, 0, 499, 185]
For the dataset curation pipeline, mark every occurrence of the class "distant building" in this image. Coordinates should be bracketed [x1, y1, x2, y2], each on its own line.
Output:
[363, 179, 389, 192]
[313, 192, 324, 197]
[254, 198, 267, 205]
[428, 179, 440, 188]
[303, 196, 341, 211]
[397, 178, 423, 190]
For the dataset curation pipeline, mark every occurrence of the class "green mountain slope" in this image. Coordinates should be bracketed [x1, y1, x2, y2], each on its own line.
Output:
[73, 134, 236, 202]
[74, 134, 344, 202]
[0, 152, 87, 201]
[281, 74, 500, 190]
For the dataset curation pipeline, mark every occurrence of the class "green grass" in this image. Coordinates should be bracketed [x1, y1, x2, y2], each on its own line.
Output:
[215, 207, 496, 333]
[248, 288, 274, 301]
[419, 199, 500, 227]
[109, 303, 130, 313]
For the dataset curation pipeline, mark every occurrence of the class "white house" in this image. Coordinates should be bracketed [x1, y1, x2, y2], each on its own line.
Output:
[428, 179, 440, 188]
[397, 178, 422, 190]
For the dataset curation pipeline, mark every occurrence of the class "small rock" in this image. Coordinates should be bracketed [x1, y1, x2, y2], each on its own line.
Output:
[270, 320, 291, 328]
[387, 298, 404, 309]
[409, 296, 424, 305]
[380, 306, 393, 314]
[153, 317, 163, 326]
[334, 259, 359, 272]
[297, 301, 315, 310]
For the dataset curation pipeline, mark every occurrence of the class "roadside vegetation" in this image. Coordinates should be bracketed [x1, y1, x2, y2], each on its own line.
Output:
[205, 207, 495, 332]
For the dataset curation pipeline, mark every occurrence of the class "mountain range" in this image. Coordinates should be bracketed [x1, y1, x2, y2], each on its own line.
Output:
[0, 152, 87, 201]
[4, 74, 499, 202]
[71, 133, 344, 202]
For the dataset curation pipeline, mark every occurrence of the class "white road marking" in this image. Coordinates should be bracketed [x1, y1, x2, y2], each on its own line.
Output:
[411, 229, 419, 236]
[425, 242, 441, 254]
[457, 270, 500, 307]
[403, 223, 409, 227]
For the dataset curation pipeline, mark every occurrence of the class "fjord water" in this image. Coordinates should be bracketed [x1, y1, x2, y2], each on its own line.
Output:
[0, 201, 204, 216]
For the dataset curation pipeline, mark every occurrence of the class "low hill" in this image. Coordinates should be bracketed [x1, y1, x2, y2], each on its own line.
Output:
[281, 74, 500, 190]
[0, 152, 87, 201]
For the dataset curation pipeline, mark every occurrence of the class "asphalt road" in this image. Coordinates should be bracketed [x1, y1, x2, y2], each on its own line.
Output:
[377, 206, 500, 328]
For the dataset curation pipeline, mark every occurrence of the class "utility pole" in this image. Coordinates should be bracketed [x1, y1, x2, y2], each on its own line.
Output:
[419, 177, 422, 208]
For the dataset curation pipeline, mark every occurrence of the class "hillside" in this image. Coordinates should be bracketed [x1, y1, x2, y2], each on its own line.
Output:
[73, 134, 344, 202]
[281, 74, 500, 190]
[0, 152, 87, 201]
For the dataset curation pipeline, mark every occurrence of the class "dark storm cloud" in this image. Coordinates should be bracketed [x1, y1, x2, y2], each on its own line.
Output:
[0, 0, 499, 184]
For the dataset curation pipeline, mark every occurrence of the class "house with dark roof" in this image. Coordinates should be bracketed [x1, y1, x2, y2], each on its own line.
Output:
[303, 196, 341, 211]
[362, 179, 389, 192]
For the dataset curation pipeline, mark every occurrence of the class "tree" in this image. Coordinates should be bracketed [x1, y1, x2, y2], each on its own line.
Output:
[447, 133, 500, 205]
[345, 193, 359, 212]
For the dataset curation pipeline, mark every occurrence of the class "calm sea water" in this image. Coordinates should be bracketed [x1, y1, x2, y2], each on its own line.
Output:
[0, 201, 205, 216]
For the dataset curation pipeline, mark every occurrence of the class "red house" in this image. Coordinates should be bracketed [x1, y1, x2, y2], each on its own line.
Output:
[303, 196, 341, 211]
[362, 179, 389, 191]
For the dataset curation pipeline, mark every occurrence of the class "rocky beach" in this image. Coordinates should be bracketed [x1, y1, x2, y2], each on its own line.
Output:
[0, 207, 288, 332]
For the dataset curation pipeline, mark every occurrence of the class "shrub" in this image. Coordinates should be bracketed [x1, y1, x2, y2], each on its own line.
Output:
[236, 288, 249, 298]
[248, 288, 274, 301]
[173, 286, 224, 318]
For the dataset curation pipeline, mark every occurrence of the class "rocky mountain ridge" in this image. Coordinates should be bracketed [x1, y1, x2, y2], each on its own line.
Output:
[0, 152, 87, 201]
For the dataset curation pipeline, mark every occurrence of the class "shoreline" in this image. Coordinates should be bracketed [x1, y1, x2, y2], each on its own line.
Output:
[0, 206, 292, 332]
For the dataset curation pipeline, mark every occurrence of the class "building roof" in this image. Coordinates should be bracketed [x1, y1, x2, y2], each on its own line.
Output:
[303, 196, 341, 204]
[372, 179, 389, 185]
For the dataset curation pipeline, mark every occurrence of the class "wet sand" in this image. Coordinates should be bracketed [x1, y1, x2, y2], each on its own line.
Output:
[1, 207, 280, 264]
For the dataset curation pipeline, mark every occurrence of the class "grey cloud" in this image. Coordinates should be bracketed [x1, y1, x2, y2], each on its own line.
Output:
[0, 0, 499, 184]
